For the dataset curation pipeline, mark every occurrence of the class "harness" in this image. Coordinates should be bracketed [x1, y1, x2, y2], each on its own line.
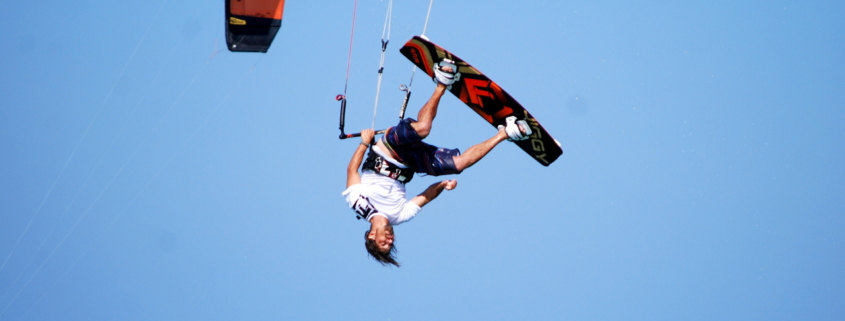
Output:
[361, 147, 414, 183]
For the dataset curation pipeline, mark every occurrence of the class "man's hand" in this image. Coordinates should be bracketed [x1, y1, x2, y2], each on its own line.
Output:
[360, 128, 375, 146]
[410, 179, 459, 208]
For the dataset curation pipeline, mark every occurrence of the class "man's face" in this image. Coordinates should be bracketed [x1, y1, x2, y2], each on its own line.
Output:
[368, 225, 394, 253]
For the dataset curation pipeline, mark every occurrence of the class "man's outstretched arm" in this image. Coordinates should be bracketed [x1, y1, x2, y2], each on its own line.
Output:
[410, 180, 457, 208]
[346, 129, 374, 188]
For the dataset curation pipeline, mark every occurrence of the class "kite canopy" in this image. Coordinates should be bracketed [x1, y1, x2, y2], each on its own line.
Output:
[225, 0, 285, 52]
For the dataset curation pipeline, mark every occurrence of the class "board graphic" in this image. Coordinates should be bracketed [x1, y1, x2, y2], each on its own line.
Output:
[399, 36, 562, 166]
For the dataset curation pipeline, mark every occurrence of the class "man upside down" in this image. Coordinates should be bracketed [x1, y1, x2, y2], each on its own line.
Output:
[342, 59, 532, 266]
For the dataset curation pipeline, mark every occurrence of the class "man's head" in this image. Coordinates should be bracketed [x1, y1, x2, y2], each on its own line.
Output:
[364, 223, 399, 267]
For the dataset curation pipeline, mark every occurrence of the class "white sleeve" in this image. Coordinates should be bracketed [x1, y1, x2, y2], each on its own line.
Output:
[391, 201, 422, 225]
[342, 184, 363, 209]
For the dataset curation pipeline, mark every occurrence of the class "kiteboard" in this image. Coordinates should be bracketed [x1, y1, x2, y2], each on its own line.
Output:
[399, 36, 563, 166]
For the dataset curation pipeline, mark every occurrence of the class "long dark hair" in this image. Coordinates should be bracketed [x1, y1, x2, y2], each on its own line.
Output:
[364, 229, 400, 267]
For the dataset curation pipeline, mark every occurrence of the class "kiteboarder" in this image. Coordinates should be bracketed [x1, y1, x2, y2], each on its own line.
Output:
[342, 60, 532, 266]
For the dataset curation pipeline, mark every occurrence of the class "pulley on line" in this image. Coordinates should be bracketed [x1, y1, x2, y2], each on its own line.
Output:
[337, 0, 434, 140]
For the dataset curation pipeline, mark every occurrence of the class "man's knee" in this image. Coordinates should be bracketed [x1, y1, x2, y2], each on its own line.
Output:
[452, 155, 468, 172]
[411, 121, 431, 138]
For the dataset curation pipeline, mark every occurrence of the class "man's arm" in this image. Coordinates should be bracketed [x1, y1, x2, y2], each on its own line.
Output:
[410, 180, 457, 207]
[346, 129, 375, 188]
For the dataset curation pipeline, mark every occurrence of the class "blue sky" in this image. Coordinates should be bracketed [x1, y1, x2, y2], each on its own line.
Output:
[1, 0, 843, 320]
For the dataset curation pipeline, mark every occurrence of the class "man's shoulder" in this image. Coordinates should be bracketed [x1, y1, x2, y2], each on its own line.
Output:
[343, 181, 361, 190]
[342, 183, 363, 199]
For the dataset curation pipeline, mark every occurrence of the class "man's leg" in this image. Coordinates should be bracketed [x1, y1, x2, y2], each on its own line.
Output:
[452, 128, 509, 172]
[412, 60, 459, 139]
[410, 84, 447, 139]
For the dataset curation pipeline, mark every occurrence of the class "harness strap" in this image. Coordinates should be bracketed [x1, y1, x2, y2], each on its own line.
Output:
[362, 148, 413, 183]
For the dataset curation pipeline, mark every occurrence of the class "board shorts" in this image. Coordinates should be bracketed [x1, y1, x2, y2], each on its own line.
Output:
[382, 118, 462, 176]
